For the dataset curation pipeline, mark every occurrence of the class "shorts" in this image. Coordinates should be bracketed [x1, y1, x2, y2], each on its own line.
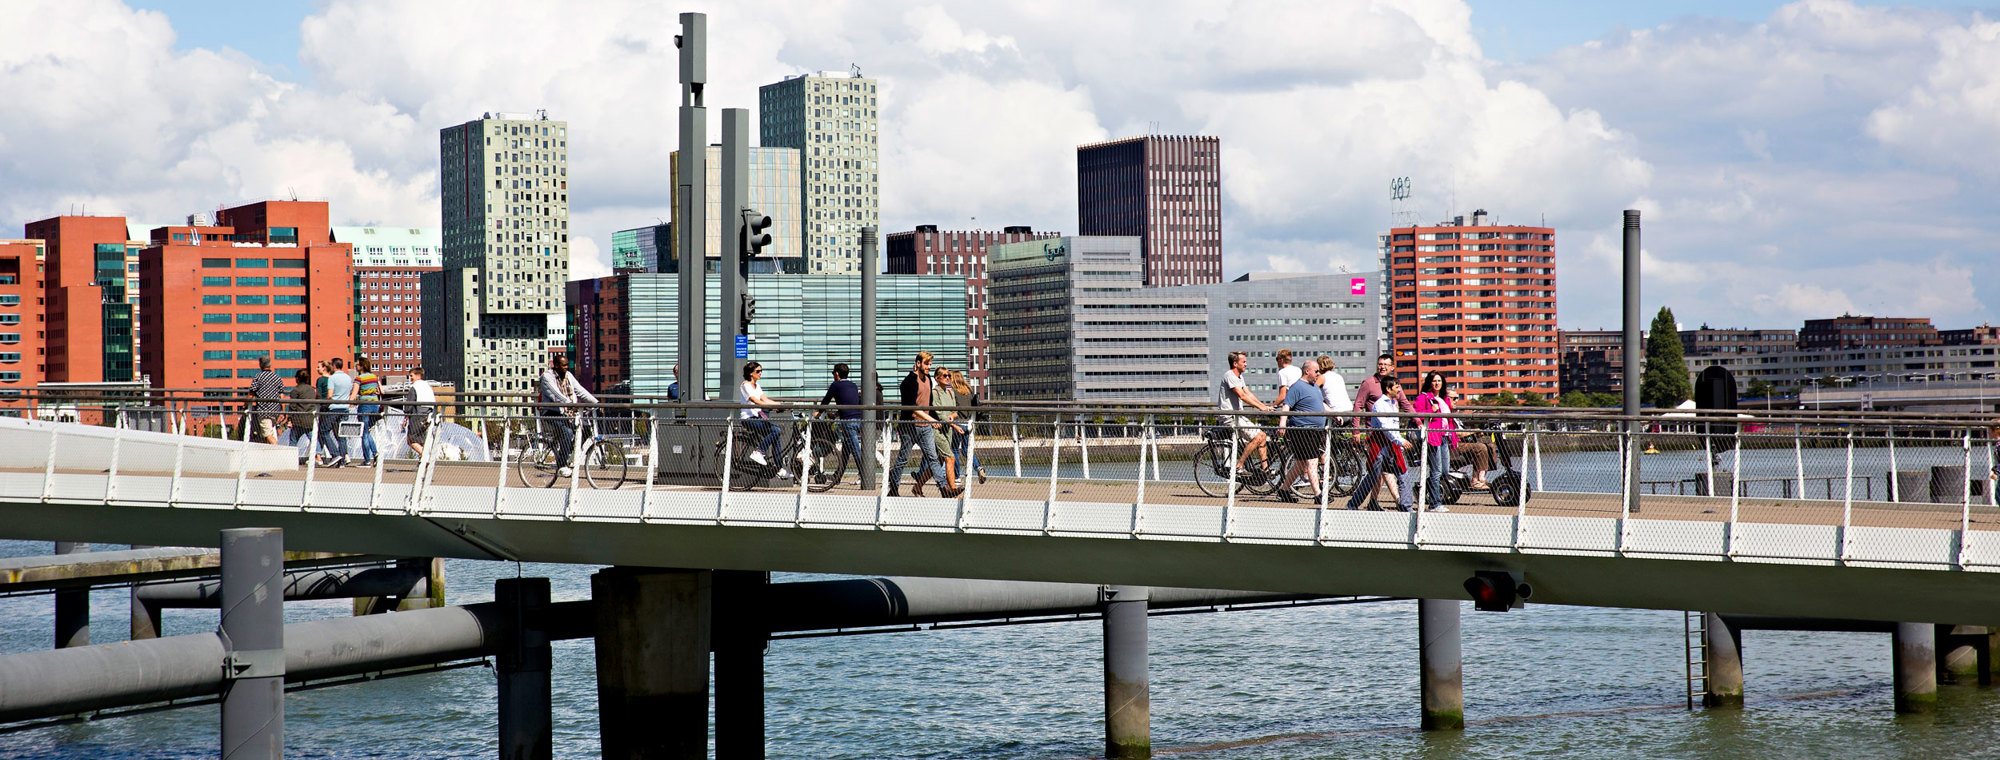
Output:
[1286, 428, 1327, 460]
[1227, 415, 1264, 445]
[256, 417, 278, 442]
[407, 417, 432, 445]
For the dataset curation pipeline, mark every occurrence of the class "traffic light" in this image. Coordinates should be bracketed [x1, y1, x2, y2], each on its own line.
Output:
[740, 292, 756, 332]
[1462, 570, 1531, 612]
[740, 208, 772, 258]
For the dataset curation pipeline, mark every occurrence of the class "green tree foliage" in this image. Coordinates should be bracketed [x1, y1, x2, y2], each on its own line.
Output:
[1518, 391, 1552, 407]
[1745, 379, 1776, 399]
[1559, 391, 1620, 408]
[1641, 307, 1693, 408]
[1492, 390, 1519, 406]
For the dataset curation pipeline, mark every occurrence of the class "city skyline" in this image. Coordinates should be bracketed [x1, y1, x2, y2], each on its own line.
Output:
[1, 0, 1994, 333]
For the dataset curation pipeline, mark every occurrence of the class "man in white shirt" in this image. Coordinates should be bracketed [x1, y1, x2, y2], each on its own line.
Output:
[1272, 349, 1303, 406]
[406, 366, 436, 457]
[1218, 351, 1273, 474]
[538, 356, 598, 478]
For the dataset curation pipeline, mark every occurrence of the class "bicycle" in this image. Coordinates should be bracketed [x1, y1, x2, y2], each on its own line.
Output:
[721, 412, 841, 492]
[1192, 424, 1364, 501]
[516, 416, 630, 489]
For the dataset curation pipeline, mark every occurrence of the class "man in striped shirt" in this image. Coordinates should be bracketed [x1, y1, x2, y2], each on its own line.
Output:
[247, 356, 285, 445]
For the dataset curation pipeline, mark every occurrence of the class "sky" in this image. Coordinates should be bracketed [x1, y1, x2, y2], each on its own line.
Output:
[6, 0, 1997, 332]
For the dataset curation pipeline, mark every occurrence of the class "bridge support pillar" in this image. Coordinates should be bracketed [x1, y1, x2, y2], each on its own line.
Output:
[54, 542, 89, 648]
[593, 567, 710, 760]
[219, 528, 284, 760]
[130, 544, 163, 640]
[1936, 626, 1995, 686]
[1703, 613, 1744, 708]
[715, 570, 769, 760]
[1103, 585, 1150, 758]
[354, 557, 445, 614]
[497, 577, 552, 760]
[1894, 622, 1938, 713]
[1418, 598, 1463, 730]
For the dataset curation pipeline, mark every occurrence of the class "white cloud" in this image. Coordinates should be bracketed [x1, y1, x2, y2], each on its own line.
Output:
[1866, 17, 2000, 176]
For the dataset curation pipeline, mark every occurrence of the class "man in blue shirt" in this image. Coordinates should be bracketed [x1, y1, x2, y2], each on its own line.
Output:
[319, 357, 355, 467]
[1275, 359, 1328, 503]
[817, 363, 865, 484]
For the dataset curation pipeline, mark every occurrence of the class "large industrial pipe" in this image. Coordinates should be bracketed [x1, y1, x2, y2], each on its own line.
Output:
[137, 565, 427, 608]
[764, 577, 1322, 630]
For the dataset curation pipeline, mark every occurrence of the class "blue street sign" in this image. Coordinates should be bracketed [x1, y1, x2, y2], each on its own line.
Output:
[735, 335, 749, 358]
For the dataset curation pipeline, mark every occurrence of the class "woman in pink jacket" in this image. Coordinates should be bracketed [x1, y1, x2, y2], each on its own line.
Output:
[1413, 371, 1459, 509]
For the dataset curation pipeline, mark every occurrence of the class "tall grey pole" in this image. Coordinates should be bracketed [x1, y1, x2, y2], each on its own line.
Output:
[1622, 209, 1642, 516]
[676, 12, 708, 405]
[1102, 585, 1150, 758]
[860, 227, 878, 490]
[54, 542, 88, 648]
[497, 577, 552, 760]
[720, 108, 748, 405]
[1417, 598, 1463, 730]
[219, 528, 283, 760]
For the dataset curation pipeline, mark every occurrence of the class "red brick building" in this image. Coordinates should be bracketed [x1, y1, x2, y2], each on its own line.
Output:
[1386, 210, 1557, 397]
[1799, 315, 1938, 350]
[335, 226, 441, 378]
[887, 225, 1057, 394]
[1077, 135, 1222, 287]
[0, 240, 46, 412]
[20, 216, 136, 383]
[138, 201, 353, 392]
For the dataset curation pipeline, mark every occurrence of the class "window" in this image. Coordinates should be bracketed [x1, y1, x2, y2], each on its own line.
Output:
[276, 350, 306, 360]
[275, 277, 306, 287]
[274, 259, 307, 269]
[202, 276, 230, 287]
[0, 334, 17, 343]
[236, 277, 269, 287]
[236, 331, 270, 342]
[202, 258, 232, 268]
[203, 332, 232, 342]
[236, 295, 269, 305]
[275, 295, 306, 305]
[203, 369, 232, 379]
[202, 295, 230, 305]
[236, 350, 269, 360]
[237, 313, 270, 324]
[237, 368, 262, 378]
[274, 313, 305, 324]
[0, 296, 17, 305]
[236, 258, 269, 268]
[276, 332, 306, 342]
[269, 227, 298, 244]
[202, 313, 230, 324]
[0, 353, 18, 363]
[203, 350, 231, 360]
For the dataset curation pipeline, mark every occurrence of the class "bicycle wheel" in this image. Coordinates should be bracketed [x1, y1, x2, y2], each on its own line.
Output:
[583, 440, 629, 490]
[1191, 441, 1235, 498]
[1329, 442, 1365, 498]
[1244, 445, 1286, 497]
[808, 437, 844, 493]
[724, 435, 769, 491]
[517, 443, 559, 488]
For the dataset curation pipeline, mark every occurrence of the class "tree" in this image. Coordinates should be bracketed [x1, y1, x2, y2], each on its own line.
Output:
[1640, 307, 1692, 408]
[1493, 390, 1520, 406]
[1745, 379, 1775, 399]
[1519, 391, 1551, 407]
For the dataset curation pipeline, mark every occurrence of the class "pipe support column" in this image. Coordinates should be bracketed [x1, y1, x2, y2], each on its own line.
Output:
[1418, 598, 1463, 730]
[1103, 585, 1150, 758]
[54, 542, 88, 648]
[497, 577, 552, 760]
[1702, 612, 1744, 708]
[219, 528, 284, 760]
[1894, 622, 1938, 714]
[130, 544, 162, 640]
[715, 570, 769, 760]
[594, 567, 711, 760]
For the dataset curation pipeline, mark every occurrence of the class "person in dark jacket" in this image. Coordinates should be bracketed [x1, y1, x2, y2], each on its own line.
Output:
[888, 351, 955, 497]
[818, 363, 865, 481]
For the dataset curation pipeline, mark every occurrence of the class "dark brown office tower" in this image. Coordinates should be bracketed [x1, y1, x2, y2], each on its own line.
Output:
[1077, 135, 1222, 286]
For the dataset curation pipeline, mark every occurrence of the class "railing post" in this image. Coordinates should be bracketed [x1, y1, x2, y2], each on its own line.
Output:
[563, 411, 585, 520]
[1617, 425, 1634, 553]
[1043, 418, 1063, 535]
[1079, 414, 1091, 481]
[410, 408, 442, 514]
[105, 418, 123, 503]
[1840, 430, 1855, 562]
[1960, 427, 1974, 568]
[1795, 433, 1805, 501]
[170, 411, 189, 505]
[1727, 424, 1744, 557]
[641, 416, 659, 522]
[366, 417, 385, 514]
[1222, 415, 1238, 542]
[1316, 415, 1333, 542]
[1703, 422, 1716, 498]
[955, 413, 975, 532]
[494, 410, 514, 517]
[40, 426, 60, 503]
[1514, 419, 1531, 550]
[1133, 413, 1149, 509]
[1011, 412, 1022, 478]
[798, 416, 813, 526]
[232, 405, 256, 508]
[1531, 419, 1545, 493]
[719, 418, 736, 524]
[1888, 425, 1900, 502]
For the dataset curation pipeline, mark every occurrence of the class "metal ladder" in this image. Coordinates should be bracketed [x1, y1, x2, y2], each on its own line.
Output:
[1684, 611, 1709, 709]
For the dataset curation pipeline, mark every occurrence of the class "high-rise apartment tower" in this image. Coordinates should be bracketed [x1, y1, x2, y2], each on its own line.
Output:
[426, 112, 571, 401]
[1384, 210, 1557, 397]
[759, 70, 879, 275]
[1077, 135, 1223, 287]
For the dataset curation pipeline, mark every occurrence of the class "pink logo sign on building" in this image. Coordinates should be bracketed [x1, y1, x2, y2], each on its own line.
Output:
[1350, 278, 1367, 296]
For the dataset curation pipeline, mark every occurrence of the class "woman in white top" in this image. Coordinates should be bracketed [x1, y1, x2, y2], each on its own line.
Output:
[740, 362, 789, 477]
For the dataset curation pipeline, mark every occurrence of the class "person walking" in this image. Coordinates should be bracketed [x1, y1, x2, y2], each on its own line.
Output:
[1218, 351, 1273, 477]
[287, 369, 318, 465]
[738, 361, 790, 479]
[353, 356, 382, 466]
[1413, 371, 1458, 512]
[406, 366, 435, 457]
[948, 369, 987, 485]
[320, 358, 355, 467]
[1275, 359, 1329, 503]
[1272, 349, 1303, 407]
[1347, 375, 1414, 510]
[538, 355, 598, 478]
[1315, 355, 1354, 413]
[818, 363, 865, 486]
[931, 366, 960, 488]
[247, 356, 284, 445]
[888, 351, 954, 498]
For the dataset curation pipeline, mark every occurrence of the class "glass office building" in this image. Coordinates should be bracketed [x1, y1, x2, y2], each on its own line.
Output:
[620, 274, 968, 400]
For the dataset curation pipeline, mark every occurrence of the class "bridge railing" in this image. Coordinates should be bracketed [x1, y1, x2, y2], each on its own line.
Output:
[3, 386, 1997, 569]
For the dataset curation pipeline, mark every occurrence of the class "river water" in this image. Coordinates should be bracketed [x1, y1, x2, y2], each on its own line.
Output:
[3, 446, 1997, 758]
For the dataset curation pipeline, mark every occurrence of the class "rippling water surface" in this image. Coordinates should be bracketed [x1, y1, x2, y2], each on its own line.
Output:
[2, 540, 1996, 759]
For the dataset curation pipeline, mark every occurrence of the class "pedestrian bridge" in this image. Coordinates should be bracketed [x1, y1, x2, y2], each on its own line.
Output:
[3, 398, 1998, 625]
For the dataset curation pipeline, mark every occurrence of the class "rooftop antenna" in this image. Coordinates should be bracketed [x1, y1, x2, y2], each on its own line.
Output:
[850, 63, 862, 78]
[1389, 177, 1415, 226]
[1147, 120, 1160, 135]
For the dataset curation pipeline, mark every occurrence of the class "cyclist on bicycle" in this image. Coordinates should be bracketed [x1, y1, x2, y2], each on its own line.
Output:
[538, 355, 598, 478]
[1218, 351, 1273, 477]
[740, 361, 791, 479]
[818, 363, 864, 482]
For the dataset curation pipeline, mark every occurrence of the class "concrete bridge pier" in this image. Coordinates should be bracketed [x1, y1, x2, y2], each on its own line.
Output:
[130, 544, 163, 640]
[497, 577, 552, 760]
[1102, 585, 1149, 758]
[715, 570, 770, 760]
[219, 528, 284, 760]
[1418, 599, 1463, 730]
[1703, 613, 1744, 708]
[354, 557, 444, 614]
[1894, 622, 1938, 714]
[593, 567, 711, 760]
[54, 542, 88, 648]
[1936, 626, 1995, 686]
